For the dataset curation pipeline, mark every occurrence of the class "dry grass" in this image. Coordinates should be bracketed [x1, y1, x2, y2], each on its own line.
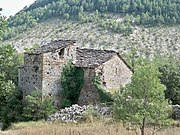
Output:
[0, 120, 180, 135]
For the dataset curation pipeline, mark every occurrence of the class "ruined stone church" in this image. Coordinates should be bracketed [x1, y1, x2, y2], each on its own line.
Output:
[19, 40, 132, 105]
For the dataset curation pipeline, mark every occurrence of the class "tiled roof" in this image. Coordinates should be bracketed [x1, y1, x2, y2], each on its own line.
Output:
[26, 40, 76, 54]
[25, 39, 131, 69]
[75, 48, 117, 68]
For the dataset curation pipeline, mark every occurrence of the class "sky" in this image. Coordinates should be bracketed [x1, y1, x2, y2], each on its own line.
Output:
[0, 0, 36, 17]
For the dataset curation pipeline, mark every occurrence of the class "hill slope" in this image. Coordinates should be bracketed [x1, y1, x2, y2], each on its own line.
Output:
[4, 17, 180, 58]
[2, 0, 180, 58]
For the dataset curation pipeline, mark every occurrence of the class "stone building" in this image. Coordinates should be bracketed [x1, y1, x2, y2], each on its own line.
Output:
[19, 40, 132, 105]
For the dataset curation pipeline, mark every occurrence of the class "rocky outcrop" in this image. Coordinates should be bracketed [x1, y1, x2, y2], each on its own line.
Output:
[47, 104, 111, 123]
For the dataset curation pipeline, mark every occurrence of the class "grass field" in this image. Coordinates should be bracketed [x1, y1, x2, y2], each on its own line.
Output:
[0, 120, 179, 135]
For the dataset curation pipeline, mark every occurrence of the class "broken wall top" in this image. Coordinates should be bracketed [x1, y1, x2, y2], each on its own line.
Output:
[25, 40, 76, 55]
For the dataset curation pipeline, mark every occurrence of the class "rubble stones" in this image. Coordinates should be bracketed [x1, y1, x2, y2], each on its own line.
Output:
[47, 104, 112, 123]
[47, 104, 180, 123]
[172, 105, 180, 119]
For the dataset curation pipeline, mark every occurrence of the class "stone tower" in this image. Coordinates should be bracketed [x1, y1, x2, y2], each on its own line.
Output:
[19, 40, 76, 101]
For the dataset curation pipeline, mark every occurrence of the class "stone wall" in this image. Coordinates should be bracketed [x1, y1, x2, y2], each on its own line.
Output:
[78, 55, 132, 105]
[78, 68, 100, 105]
[19, 53, 43, 95]
[42, 51, 64, 99]
[19, 42, 132, 106]
[96, 55, 132, 92]
[19, 44, 76, 101]
[41, 45, 76, 102]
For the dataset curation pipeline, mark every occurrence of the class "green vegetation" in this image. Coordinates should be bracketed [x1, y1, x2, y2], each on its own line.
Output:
[22, 91, 57, 121]
[0, 45, 23, 128]
[0, 45, 56, 129]
[2, 0, 180, 40]
[0, 44, 23, 85]
[61, 61, 84, 108]
[0, 8, 7, 38]
[0, 88, 23, 129]
[93, 77, 113, 103]
[157, 57, 180, 105]
[61, 62, 113, 107]
[8, 0, 180, 27]
[114, 60, 172, 135]
[126, 50, 180, 105]
[0, 1, 179, 133]
[98, 18, 133, 36]
[0, 12, 23, 128]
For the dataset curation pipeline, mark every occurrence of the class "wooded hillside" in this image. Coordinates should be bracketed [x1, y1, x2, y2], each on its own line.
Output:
[2, 0, 180, 41]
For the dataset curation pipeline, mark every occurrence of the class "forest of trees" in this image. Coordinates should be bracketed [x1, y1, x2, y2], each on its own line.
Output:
[2, 0, 180, 40]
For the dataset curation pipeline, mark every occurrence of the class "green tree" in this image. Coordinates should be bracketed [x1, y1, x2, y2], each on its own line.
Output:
[2, 0, 180, 39]
[114, 61, 171, 135]
[0, 87, 23, 127]
[61, 61, 84, 108]
[0, 44, 22, 106]
[0, 44, 23, 128]
[0, 45, 22, 85]
[0, 8, 7, 38]
[0, 73, 16, 107]
[158, 58, 180, 105]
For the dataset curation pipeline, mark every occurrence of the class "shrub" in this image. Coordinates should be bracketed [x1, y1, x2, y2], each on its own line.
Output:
[61, 61, 84, 108]
[60, 99, 71, 108]
[158, 60, 180, 105]
[0, 87, 23, 129]
[93, 77, 113, 103]
[22, 91, 56, 121]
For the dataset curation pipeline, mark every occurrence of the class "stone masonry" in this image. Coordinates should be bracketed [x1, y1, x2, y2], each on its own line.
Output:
[19, 40, 76, 101]
[19, 40, 132, 105]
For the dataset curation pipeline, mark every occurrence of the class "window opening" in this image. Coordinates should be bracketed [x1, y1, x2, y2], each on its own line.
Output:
[58, 48, 64, 59]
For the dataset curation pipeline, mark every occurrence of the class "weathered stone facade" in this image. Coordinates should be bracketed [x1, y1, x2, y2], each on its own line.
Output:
[19, 40, 132, 105]
[96, 55, 132, 92]
[19, 53, 43, 95]
[19, 40, 76, 100]
[78, 68, 100, 105]
[75, 48, 132, 104]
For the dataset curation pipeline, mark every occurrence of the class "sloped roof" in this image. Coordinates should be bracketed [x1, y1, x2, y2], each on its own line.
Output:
[75, 48, 117, 68]
[26, 40, 76, 54]
[25, 39, 131, 70]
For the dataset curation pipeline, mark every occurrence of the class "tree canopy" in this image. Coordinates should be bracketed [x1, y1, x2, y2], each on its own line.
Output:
[114, 60, 171, 135]
[0, 8, 7, 38]
[157, 57, 180, 105]
[8, 0, 180, 27]
[2, 0, 180, 40]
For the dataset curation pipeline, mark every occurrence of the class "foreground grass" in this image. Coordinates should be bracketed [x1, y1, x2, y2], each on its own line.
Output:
[0, 120, 180, 135]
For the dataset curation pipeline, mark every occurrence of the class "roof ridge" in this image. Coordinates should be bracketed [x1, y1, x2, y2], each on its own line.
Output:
[51, 39, 77, 43]
[77, 47, 117, 53]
